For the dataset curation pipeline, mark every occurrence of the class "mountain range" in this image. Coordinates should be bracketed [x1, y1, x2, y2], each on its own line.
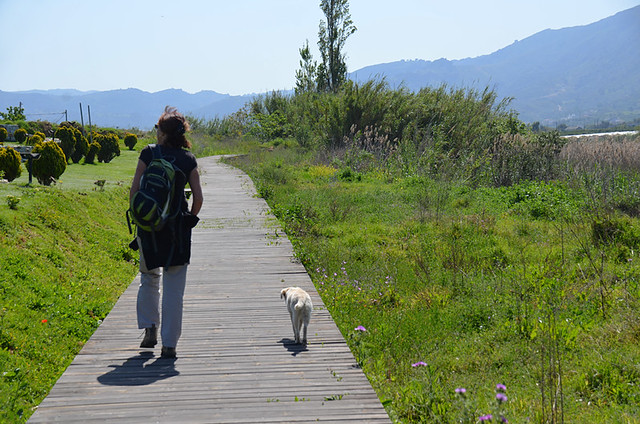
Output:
[350, 5, 640, 126]
[0, 88, 253, 130]
[1, 5, 638, 129]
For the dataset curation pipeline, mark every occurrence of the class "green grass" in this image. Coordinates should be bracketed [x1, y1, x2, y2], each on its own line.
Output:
[2, 141, 142, 192]
[226, 145, 640, 424]
[0, 139, 150, 422]
[3, 131, 640, 423]
[0, 133, 252, 422]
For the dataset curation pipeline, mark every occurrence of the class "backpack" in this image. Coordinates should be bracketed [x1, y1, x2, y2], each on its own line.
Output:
[127, 144, 182, 236]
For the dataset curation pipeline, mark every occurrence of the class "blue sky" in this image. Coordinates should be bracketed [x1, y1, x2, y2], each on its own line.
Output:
[0, 0, 638, 95]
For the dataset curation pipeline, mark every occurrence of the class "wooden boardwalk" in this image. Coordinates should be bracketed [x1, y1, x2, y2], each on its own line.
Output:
[28, 156, 390, 423]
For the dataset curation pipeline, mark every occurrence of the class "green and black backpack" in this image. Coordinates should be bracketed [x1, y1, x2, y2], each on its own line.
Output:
[127, 144, 182, 235]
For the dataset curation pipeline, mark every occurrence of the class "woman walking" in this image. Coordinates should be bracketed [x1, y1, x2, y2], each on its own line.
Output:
[129, 106, 203, 358]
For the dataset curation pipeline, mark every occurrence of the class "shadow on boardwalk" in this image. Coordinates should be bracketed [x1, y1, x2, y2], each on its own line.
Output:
[277, 338, 310, 357]
[97, 352, 179, 386]
[28, 156, 390, 423]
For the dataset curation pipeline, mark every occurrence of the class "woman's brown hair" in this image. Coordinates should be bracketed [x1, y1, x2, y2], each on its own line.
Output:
[156, 106, 191, 149]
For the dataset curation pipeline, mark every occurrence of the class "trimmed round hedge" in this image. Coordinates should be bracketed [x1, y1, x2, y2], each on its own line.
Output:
[32, 140, 67, 185]
[0, 147, 22, 181]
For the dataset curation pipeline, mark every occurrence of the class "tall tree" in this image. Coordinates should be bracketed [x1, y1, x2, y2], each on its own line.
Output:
[295, 40, 318, 95]
[1, 105, 26, 121]
[316, 0, 356, 93]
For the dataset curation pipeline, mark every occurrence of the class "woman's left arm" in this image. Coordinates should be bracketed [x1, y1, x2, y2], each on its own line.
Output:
[188, 167, 204, 216]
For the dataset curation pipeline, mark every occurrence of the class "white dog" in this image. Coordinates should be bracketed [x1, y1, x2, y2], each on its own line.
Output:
[280, 287, 312, 345]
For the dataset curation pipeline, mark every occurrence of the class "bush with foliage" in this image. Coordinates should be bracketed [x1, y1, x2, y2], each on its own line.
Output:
[31, 120, 54, 137]
[123, 132, 138, 150]
[32, 140, 67, 185]
[26, 133, 44, 146]
[55, 126, 76, 162]
[0, 127, 7, 144]
[56, 123, 89, 163]
[95, 133, 120, 163]
[0, 147, 22, 181]
[13, 128, 27, 144]
[187, 109, 251, 139]
[249, 110, 291, 141]
[238, 81, 552, 186]
[71, 132, 89, 164]
[84, 141, 100, 164]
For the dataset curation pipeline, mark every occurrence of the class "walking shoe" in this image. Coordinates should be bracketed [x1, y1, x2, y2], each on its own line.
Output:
[139, 324, 157, 348]
[161, 346, 176, 358]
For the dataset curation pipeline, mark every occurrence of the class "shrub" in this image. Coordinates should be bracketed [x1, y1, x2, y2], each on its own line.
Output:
[84, 141, 100, 164]
[0, 127, 7, 144]
[503, 180, 575, 220]
[71, 133, 89, 164]
[32, 120, 54, 137]
[14, 128, 27, 144]
[96, 133, 120, 163]
[0, 147, 22, 181]
[6, 194, 20, 209]
[123, 133, 137, 150]
[55, 126, 76, 162]
[591, 216, 640, 249]
[250, 110, 291, 141]
[32, 140, 66, 185]
[26, 134, 44, 146]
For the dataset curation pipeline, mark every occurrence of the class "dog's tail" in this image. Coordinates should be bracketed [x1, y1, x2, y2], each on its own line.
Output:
[294, 297, 312, 314]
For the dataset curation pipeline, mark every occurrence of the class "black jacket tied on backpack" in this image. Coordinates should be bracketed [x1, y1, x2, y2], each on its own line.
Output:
[129, 144, 199, 269]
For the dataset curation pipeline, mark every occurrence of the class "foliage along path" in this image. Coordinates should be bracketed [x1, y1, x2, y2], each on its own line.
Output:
[28, 156, 390, 423]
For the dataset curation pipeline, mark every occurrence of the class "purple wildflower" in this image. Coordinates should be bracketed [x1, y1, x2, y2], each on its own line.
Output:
[455, 387, 466, 395]
[354, 325, 367, 332]
[496, 383, 507, 392]
[500, 416, 508, 423]
[479, 414, 493, 421]
[496, 393, 508, 403]
[411, 361, 427, 367]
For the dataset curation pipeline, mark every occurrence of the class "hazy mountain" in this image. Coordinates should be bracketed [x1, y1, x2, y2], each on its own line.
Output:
[350, 5, 640, 125]
[0, 88, 254, 130]
[1, 6, 638, 129]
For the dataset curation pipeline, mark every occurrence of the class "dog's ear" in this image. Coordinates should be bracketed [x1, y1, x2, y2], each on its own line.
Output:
[280, 288, 288, 299]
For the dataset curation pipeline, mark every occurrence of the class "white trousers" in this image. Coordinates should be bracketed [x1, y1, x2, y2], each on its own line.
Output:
[136, 249, 188, 348]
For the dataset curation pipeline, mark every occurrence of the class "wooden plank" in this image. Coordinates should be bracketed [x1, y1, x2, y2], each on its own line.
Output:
[28, 156, 390, 423]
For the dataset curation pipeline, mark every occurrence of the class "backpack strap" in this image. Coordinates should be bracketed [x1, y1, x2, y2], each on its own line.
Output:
[151, 143, 162, 160]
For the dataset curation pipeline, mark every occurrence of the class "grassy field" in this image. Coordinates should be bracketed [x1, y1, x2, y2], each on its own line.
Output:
[0, 134, 251, 422]
[0, 140, 146, 422]
[226, 138, 640, 423]
[2, 131, 640, 423]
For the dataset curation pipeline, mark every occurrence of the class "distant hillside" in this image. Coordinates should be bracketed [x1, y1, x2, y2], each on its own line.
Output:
[350, 5, 640, 125]
[0, 88, 253, 130]
[2, 6, 638, 129]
